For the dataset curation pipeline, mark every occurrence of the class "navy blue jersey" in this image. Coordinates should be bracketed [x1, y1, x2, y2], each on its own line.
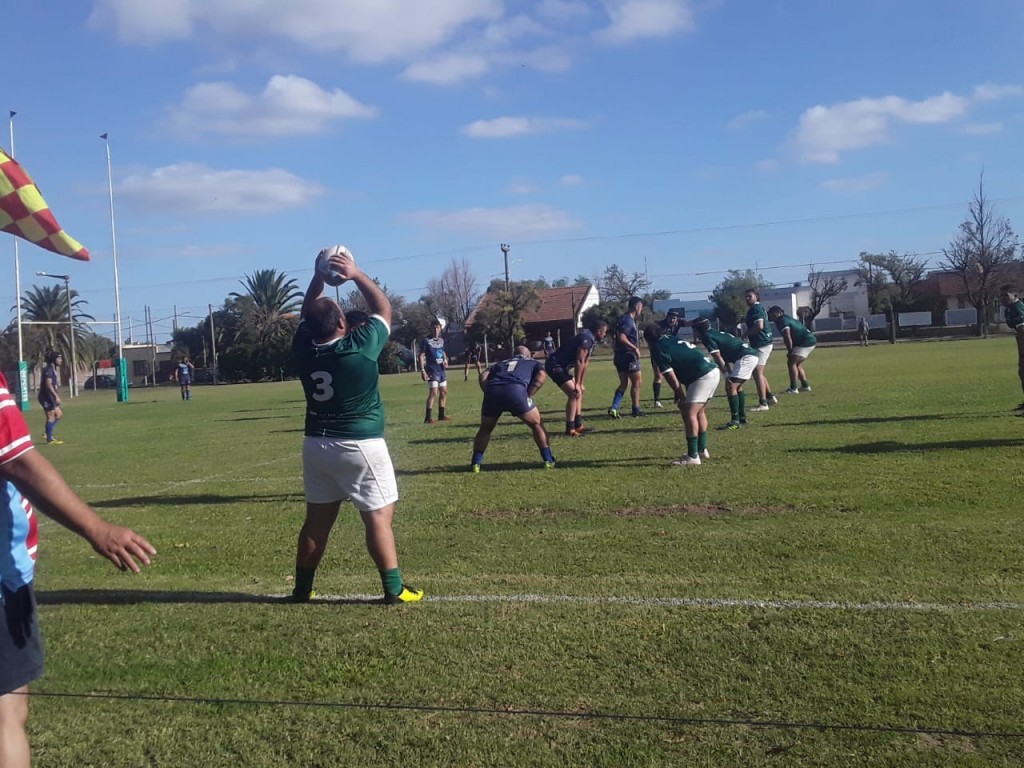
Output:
[486, 355, 542, 389]
[614, 314, 639, 353]
[419, 336, 446, 372]
[550, 330, 596, 370]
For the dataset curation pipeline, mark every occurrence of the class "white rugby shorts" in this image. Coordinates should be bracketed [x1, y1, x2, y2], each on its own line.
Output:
[302, 437, 399, 511]
[754, 345, 773, 366]
[682, 368, 721, 404]
[791, 345, 815, 360]
[728, 356, 758, 382]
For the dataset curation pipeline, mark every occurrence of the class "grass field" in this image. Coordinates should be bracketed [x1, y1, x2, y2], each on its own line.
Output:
[24, 337, 1024, 766]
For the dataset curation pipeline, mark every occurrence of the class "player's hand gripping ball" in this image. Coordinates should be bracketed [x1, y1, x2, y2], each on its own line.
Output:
[317, 245, 354, 287]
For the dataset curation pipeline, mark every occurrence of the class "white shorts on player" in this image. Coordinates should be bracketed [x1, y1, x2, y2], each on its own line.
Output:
[791, 345, 815, 360]
[754, 345, 773, 366]
[728, 356, 758, 382]
[680, 368, 721, 405]
[302, 437, 399, 511]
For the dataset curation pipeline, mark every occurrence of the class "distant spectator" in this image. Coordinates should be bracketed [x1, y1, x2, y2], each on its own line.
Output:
[857, 317, 870, 347]
[999, 285, 1024, 410]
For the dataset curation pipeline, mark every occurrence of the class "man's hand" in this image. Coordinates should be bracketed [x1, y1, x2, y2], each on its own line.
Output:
[89, 521, 156, 573]
[420, 370, 428, 382]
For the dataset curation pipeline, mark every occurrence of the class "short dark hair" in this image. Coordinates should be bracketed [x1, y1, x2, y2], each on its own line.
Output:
[767, 305, 784, 318]
[1000, 284, 1015, 294]
[45, 350, 61, 364]
[627, 296, 643, 311]
[692, 317, 711, 334]
[586, 318, 608, 334]
[431, 319, 442, 328]
[306, 297, 344, 341]
[345, 309, 369, 329]
[745, 288, 760, 299]
[642, 323, 662, 347]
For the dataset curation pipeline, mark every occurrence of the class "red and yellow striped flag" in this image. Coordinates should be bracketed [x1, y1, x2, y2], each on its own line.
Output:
[0, 147, 89, 261]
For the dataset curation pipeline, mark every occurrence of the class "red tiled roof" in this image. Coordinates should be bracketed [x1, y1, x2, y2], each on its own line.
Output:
[467, 285, 595, 326]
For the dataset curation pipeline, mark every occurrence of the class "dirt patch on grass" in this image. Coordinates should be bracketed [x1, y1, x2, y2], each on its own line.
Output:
[470, 504, 797, 520]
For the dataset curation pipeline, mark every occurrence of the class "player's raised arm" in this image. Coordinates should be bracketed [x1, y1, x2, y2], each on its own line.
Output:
[300, 250, 328, 320]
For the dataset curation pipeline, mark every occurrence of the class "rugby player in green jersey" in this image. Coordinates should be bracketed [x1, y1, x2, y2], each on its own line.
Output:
[643, 324, 721, 467]
[744, 289, 777, 411]
[999, 284, 1024, 410]
[291, 246, 422, 605]
[768, 306, 817, 394]
[691, 317, 757, 430]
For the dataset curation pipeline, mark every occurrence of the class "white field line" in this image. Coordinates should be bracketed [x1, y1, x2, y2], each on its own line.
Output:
[282, 592, 1024, 613]
[78, 455, 297, 494]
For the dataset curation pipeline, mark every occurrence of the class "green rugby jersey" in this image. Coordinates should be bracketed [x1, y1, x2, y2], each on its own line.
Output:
[774, 314, 816, 347]
[701, 329, 759, 363]
[650, 334, 717, 386]
[293, 315, 389, 439]
[745, 302, 773, 348]
[1006, 300, 1024, 330]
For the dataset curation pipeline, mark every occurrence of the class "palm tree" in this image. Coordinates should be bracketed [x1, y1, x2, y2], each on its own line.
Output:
[230, 269, 302, 348]
[15, 283, 95, 365]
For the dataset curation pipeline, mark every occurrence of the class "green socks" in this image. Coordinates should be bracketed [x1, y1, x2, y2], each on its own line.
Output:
[381, 567, 403, 597]
[727, 394, 738, 421]
[686, 436, 699, 458]
[697, 431, 708, 452]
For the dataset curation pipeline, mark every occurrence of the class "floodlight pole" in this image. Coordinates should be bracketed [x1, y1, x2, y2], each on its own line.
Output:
[36, 272, 77, 398]
[500, 243, 510, 291]
[9, 111, 28, 410]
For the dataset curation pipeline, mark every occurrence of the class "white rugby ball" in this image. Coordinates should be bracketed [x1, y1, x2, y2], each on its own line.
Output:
[317, 245, 353, 287]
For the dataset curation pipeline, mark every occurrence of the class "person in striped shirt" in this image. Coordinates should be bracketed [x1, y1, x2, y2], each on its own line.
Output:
[1, 370, 155, 768]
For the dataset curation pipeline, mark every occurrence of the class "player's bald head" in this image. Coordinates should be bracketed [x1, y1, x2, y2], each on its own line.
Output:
[515, 345, 532, 357]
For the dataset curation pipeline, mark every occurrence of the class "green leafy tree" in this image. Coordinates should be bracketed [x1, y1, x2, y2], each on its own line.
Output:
[14, 283, 95, 367]
[230, 269, 302, 349]
[709, 270, 770, 328]
[472, 281, 543, 351]
[856, 251, 928, 343]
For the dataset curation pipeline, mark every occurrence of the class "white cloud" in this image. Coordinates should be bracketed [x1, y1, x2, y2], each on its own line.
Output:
[462, 116, 589, 138]
[402, 54, 491, 85]
[117, 163, 326, 215]
[753, 159, 779, 173]
[402, 204, 582, 237]
[559, 174, 584, 186]
[595, 0, 695, 44]
[169, 75, 377, 137]
[821, 172, 889, 192]
[89, 0, 503, 62]
[972, 84, 1024, 101]
[728, 110, 769, 131]
[494, 46, 574, 73]
[962, 122, 1003, 135]
[795, 92, 968, 163]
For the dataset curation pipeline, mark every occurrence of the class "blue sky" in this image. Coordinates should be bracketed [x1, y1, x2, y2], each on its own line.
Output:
[4, 0, 1023, 342]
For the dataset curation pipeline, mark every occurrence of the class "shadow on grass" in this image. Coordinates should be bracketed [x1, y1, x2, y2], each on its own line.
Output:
[396, 457, 652, 475]
[35, 590, 377, 606]
[217, 414, 294, 422]
[91, 493, 301, 509]
[763, 414, 965, 428]
[791, 437, 1024, 454]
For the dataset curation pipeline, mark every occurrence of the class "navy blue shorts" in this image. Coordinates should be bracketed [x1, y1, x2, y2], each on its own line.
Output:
[468, 353, 480, 364]
[425, 367, 447, 385]
[178, 377, 191, 385]
[544, 359, 573, 387]
[614, 351, 641, 374]
[481, 386, 535, 419]
[38, 396, 58, 411]
[1, 584, 44, 694]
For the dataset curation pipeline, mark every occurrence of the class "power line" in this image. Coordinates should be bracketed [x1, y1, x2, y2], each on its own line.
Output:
[25, 690, 1024, 740]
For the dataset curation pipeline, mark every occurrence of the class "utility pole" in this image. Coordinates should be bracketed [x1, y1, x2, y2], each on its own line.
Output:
[500, 243, 511, 291]
[208, 304, 218, 383]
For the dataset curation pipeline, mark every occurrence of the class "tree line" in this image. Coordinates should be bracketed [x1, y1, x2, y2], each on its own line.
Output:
[2, 177, 1017, 379]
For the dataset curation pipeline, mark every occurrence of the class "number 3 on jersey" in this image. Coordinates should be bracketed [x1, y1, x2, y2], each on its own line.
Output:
[311, 371, 334, 401]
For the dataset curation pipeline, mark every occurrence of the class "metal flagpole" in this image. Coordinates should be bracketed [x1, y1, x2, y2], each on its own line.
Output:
[9, 111, 29, 411]
[101, 133, 128, 402]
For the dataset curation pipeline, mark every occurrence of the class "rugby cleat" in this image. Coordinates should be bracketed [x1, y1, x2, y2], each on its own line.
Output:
[291, 589, 317, 604]
[470, 463, 481, 473]
[799, 385, 812, 392]
[718, 421, 741, 431]
[768, 394, 779, 405]
[700, 448, 711, 459]
[543, 461, 556, 470]
[654, 400, 664, 409]
[749, 404, 770, 412]
[631, 410, 645, 418]
[671, 455, 702, 467]
[45, 439, 64, 445]
[424, 418, 435, 424]
[384, 585, 424, 605]
[782, 388, 800, 394]
[607, 408, 621, 419]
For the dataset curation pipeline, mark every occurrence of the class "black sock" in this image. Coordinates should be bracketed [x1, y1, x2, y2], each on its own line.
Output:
[293, 567, 316, 600]
[653, 382, 662, 401]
